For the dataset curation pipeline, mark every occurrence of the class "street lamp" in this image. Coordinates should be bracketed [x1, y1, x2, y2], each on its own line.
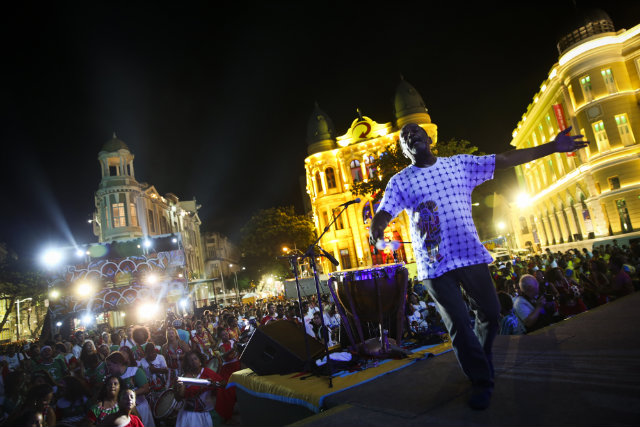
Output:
[16, 297, 32, 340]
[229, 264, 245, 302]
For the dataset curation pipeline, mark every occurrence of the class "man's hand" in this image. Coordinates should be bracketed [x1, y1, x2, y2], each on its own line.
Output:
[553, 127, 588, 152]
[369, 210, 392, 246]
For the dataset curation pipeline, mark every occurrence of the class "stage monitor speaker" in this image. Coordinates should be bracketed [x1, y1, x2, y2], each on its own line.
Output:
[240, 320, 325, 375]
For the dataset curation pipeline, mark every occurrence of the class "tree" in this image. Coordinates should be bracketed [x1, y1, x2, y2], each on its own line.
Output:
[238, 206, 316, 280]
[351, 137, 483, 203]
[0, 250, 48, 340]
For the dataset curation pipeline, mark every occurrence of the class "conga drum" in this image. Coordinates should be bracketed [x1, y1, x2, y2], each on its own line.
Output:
[329, 263, 408, 355]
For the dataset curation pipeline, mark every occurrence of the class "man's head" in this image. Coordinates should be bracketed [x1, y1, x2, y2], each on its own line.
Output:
[519, 274, 539, 299]
[267, 303, 276, 316]
[399, 123, 432, 164]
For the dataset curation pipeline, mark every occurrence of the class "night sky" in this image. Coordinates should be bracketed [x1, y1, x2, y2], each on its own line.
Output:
[2, 1, 639, 258]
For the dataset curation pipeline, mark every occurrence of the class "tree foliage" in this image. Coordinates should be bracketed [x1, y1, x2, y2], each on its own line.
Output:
[351, 137, 483, 203]
[238, 206, 316, 280]
[0, 250, 48, 340]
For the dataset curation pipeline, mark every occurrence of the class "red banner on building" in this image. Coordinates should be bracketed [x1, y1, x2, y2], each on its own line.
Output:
[553, 103, 575, 157]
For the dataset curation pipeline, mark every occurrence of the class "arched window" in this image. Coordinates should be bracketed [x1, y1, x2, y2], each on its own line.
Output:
[350, 160, 363, 183]
[315, 171, 323, 194]
[325, 167, 336, 189]
[364, 155, 376, 179]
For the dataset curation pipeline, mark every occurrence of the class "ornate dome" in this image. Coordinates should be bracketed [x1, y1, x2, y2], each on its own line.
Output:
[306, 102, 336, 155]
[394, 77, 431, 128]
[557, 7, 615, 55]
[101, 132, 130, 152]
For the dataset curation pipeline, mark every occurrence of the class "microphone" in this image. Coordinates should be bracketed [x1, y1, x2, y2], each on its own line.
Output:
[320, 247, 340, 267]
[338, 198, 361, 208]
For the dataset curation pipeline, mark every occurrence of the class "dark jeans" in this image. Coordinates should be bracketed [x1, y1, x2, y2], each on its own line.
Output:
[424, 263, 500, 389]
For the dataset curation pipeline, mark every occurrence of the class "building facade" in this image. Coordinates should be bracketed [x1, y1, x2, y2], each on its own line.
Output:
[304, 80, 438, 273]
[45, 134, 206, 330]
[199, 231, 240, 305]
[508, 11, 640, 251]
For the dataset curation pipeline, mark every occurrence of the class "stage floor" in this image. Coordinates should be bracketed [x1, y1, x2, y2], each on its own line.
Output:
[291, 291, 640, 426]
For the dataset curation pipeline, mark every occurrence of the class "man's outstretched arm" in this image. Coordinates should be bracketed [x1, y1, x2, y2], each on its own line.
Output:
[495, 127, 588, 169]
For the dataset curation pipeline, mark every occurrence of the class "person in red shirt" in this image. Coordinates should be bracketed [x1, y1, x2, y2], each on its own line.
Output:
[103, 388, 144, 427]
[260, 303, 278, 325]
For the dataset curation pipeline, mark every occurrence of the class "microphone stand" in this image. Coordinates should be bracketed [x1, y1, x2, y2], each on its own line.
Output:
[300, 203, 353, 388]
[276, 251, 312, 372]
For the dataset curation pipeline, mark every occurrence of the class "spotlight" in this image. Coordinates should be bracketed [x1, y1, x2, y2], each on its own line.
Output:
[76, 249, 85, 257]
[41, 249, 63, 268]
[143, 240, 152, 248]
[172, 238, 178, 243]
[138, 303, 159, 320]
[146, 273, 158, 285]
[82, 315, 93, 325]
[56, 321, 63, 327]
[76, 282, 92, 297]
[179, 299, 188, 308]
[49, 289, 60, 299]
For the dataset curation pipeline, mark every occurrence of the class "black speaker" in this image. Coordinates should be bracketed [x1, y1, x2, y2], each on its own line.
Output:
[240, 320, 325, 375]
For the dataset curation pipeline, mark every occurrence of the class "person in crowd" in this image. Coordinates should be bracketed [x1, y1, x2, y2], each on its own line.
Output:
[120, 327, 136, 349]
[101, 388, 144, 427]
[514, 274, 558, 332]
[191, 320, 215, 358]
[109, 334, 120, 353]
[118, 346, 139, 368]
[217, 329, 240, 382]
[105, 351, 154, 427]
[72, 332, 84, 360]
[175, 351, 225, 427]
[1, 370, 27, 422]
[55, 375, 91, 425]
[162, 326, 190, 384]
[605, 254, 634, 300]
[497, 292, 526, 335]
[21, 383, 56, 427]
[87, 375, 123, 426]
[131, 326, 151, 362]
[260, 303, 278, 325]
[83, 352, 107, 392]
[33, 345, 68, 383]
[173, 319, 191, 344]
[138, 343, 168, 393]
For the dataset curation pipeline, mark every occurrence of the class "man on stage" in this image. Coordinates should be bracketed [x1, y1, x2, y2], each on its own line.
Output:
[369, 122, 586, 409]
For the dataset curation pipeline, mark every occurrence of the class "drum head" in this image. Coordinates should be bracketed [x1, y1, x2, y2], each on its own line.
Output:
[153, 389, 176, 419]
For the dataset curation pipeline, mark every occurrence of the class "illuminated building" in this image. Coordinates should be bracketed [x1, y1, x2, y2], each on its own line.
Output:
[45, 134, 206, 330]
[304, 79, 438, 273]
[509, 10, 640, 250]
[201, 231, 240, 304]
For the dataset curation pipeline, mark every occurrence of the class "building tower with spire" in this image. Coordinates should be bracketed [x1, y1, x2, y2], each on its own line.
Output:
[303, 80, 438, 273]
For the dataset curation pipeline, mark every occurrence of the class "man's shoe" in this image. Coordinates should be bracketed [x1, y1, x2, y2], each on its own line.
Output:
[468, 387, 492, 410]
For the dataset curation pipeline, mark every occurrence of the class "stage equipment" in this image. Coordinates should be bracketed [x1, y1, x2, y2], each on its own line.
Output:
[329, 263, 409, 357]
[240, 319, 324, 376]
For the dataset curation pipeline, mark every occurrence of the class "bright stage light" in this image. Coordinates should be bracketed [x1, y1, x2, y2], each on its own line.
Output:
[56, 321, 63, 327]
[76, 282, 93, 297]
[179, 299, 188, 308]
[497, 222, 506, 231]
[49, 289, 60, 299]
[76, 249, 85, 257]
[82, 314, 93, 325]
[41, 249, 63, 268]
[143, 240, 152, 248]
[138, 303, 159, 320]
[146, 273, 158, 285]
[172, 238, 178, 243]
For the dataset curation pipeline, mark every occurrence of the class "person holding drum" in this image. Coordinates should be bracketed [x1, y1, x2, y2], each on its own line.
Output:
[175, 351, 225, 427]
[105, 352, 155, 427]
[369, 122, 587, 410]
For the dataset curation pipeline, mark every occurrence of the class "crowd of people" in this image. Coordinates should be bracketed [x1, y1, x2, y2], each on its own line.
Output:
[0, 295, 346, 427]
[0, 240, 637, 426]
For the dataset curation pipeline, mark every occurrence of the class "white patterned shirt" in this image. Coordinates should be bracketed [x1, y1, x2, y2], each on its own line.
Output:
[377, 155, 495, 279]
